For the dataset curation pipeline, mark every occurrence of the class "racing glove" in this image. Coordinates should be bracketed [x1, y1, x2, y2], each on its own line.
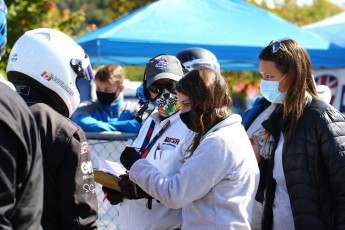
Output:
[102, 186, 123, 205]
[118, 174, 153, 209]
[120, 146, 141, 170]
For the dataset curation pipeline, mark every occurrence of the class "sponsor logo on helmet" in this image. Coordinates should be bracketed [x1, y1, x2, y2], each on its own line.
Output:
[155, 59, 168, 69]
[41, 71, 75, 96]
[10, 53, 18, 62]
[81, 141, 89, 155]
[41, 71, 52, 81]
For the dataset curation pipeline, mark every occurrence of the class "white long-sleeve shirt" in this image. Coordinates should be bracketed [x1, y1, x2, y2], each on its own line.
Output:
[120, 109, 194, 230]
[130, 114, 260, 230]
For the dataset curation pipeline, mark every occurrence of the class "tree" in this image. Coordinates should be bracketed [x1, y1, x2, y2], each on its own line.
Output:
[2, 0, 85, 72]
[246, 0, 342, 26]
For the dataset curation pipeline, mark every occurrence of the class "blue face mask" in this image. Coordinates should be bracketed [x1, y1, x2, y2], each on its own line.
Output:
[260, 74, 287, 104]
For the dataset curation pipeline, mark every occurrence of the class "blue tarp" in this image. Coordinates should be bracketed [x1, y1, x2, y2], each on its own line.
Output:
[304, 11, 345, 48]
[76, 0, 345, 71]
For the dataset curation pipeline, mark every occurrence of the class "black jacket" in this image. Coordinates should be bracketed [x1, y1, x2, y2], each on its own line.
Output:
[0, 83, 43, 229]
[30, 103, 98, 230]
[259, 95, 345, 230]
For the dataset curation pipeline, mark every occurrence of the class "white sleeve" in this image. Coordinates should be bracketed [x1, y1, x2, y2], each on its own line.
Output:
[129, 135, 235, 209]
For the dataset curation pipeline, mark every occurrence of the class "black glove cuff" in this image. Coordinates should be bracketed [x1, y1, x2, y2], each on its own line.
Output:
[120, 146, 141, 170]
[102, 186, 124, 205]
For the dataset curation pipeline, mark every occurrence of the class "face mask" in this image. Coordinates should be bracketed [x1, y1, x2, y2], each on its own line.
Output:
[96, 90, 119, 106]
[260, 74, 287, 104]
[179, 111, 194, 131]
[154, 88, 180, 116]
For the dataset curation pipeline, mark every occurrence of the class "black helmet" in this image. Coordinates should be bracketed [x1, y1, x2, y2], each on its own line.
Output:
[176, 47, 220, 73]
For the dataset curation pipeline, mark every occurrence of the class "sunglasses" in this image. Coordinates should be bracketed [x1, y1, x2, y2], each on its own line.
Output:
[148, 81, 175, 94]
[269, 40, 281, 54]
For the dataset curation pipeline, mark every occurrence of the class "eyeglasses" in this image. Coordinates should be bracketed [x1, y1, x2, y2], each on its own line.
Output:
[148, 81, 175, 94]
[269, 40, 281, 54]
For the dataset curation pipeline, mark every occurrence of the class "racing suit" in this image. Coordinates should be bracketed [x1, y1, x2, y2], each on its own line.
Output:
[30, 103, 98, 229]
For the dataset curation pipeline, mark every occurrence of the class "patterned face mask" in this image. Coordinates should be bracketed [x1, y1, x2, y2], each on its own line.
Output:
[154, 88, 180, 116]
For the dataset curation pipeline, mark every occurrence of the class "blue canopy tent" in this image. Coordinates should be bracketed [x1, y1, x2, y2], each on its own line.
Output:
[303, 11, 345, 48]
[76, 0, 345, 71]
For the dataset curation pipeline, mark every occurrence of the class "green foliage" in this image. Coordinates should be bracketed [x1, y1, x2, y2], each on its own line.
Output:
[124, 66, 145, 81]
[54, 0, 154, 36]
[104, 0, 155, 25]
[246, 0, 343, 26]
[2, 0, 85, 72]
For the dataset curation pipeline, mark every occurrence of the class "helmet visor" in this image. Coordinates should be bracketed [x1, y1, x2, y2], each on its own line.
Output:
[70, 54, 94, 81]
[183, 59, 220, 73]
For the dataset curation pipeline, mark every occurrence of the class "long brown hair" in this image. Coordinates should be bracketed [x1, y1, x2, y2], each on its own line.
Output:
[175, 66, 232, 156]
[258, 39, 317, 142]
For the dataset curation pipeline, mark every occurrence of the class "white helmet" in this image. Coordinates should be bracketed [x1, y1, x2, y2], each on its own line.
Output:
[7, 28, 94, 117]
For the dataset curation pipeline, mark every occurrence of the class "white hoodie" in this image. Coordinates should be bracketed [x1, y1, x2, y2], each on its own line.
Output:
[130, 114, 260, 230]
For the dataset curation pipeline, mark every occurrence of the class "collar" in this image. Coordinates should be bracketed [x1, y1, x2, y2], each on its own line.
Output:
[200, 114, 242, 141]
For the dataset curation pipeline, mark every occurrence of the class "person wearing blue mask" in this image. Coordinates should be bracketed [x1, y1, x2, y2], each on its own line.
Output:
[250, 38, 345, 230]
[72, 64, 142, 133]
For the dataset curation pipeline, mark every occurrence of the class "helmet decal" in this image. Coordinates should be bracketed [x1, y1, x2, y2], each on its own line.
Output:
[40, 71, 75, 96]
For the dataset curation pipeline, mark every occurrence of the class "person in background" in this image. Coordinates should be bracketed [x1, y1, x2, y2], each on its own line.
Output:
[72, 64, 142, 133]
[241, 50, 335, 230]
[250, 38, 345, 230]
[7, 28, 98, 229]
[176, 47, 220, 73]
[133, 46, 221, 121]
[177, 46, 247, 114]
[102, 54, 193, 230]
[0, 2, 44, 228]
[122, 66, 259, 229]
[242, 82, 332, 163]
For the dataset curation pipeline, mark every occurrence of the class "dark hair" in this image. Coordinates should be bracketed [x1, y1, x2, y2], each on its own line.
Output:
[259, 38, 317, 142]
[175, 66, 232, 156]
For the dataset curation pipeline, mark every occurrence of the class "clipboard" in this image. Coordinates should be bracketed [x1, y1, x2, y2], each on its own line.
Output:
[92, 154, 127, 192]
[94, 170, 122, 192]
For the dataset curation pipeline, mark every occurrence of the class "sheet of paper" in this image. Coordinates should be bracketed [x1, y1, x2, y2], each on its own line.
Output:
[93, 154, 126, 177]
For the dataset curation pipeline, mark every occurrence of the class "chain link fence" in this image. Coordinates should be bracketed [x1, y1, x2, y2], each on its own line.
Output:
[86, 132, 138, 230]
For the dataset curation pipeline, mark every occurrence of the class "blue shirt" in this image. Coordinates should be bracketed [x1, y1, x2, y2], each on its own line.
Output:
[71, 96, 141, 133]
